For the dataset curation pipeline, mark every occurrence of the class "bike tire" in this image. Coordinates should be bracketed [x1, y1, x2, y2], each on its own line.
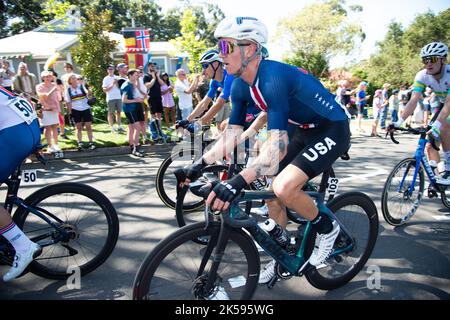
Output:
[133, 221, 260, 300]
[304, 192, 379, 290]
[13, 182, 119, 280]
[156, 147, 205, 212]
[381, 158, 425, 226]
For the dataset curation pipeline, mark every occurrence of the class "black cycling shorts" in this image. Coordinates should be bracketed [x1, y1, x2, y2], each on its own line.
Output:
[72, 109, 93, 124]
[277, 120, 350, 179]
[125, 106, 145, 124]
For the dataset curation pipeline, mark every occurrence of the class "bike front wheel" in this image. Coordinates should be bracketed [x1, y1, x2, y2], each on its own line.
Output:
[305, 192, 379, 290]
[156, 147, 208, 212]
[133, 221, 260, 300]
[381, 158, 424, 226]
[13, 182, 119, 280]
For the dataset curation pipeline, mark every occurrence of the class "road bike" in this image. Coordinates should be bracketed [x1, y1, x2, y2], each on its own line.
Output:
[133, 170, 378, 299]
[0, 147, 119, 279]
[381, 126, 449, 226]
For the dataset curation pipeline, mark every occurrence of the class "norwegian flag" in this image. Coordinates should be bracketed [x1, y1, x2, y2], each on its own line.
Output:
[135, 30, 150, 51]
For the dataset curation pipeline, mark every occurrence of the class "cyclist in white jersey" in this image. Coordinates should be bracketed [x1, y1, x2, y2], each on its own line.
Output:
[0, 86, 42, 281]
[391, 42, 450, 185]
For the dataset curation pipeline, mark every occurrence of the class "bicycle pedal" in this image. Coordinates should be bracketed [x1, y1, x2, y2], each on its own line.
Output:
[267, 274, 279, 289]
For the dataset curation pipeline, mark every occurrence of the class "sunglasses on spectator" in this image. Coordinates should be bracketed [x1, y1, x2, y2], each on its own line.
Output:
[422, 56, 440, 64]
[218, 39, 252, 56]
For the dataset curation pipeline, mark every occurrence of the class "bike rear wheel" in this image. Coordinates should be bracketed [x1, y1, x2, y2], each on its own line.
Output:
[305, 192, 379, 290]
[381, 158, 424, 226]
[133, 221, 260, 300]
[13, 182, 119, 280]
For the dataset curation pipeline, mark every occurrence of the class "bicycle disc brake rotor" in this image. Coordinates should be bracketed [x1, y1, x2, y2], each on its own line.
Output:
[58, 223, 79, 245]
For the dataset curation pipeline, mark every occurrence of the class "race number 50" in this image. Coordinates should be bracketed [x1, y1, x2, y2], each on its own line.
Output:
[21, 170, 38, 184]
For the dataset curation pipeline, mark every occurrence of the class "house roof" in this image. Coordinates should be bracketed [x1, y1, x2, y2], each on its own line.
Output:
[0, 31, 78, 59]
[0, 31, 185, 60]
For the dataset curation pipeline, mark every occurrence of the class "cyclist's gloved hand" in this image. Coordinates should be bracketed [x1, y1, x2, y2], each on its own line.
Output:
[428, 120, 442, 139]
[207, 174, 247, 211]
[392, 118, 405, 129]
[186, 122, 201, 133]
[175, 119, 191, 129]
[174, 157, 208, 185]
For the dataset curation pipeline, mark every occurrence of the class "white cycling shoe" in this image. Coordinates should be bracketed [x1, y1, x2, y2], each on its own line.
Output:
[208, 286, 230, 300]
[3, 242, 42, 282]
[258, 259, 276, 284]
[308, 221, 340, 266]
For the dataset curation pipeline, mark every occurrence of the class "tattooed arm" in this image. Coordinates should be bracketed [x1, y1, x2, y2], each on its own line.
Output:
[238, 129, 289, 184]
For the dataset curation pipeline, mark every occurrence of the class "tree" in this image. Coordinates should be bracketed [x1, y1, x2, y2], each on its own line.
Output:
[276, 0, 365, 78]
[359, 8, 450, 88]
[0, 0, 51, 38]
[71, 7, 117, 121]
[170, 9, 207, 73]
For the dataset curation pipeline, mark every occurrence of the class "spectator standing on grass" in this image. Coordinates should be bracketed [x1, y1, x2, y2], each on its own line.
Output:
[121, 69, 145, 157]
[65, 74, 96, 151]
[161, 72, 176, 128]
[174, 68, 200, 121]
[12, 62, 37, 100]
[36, 70, 62, 153]
[0, 60, 15, 91]
[102, 65, 125, 133]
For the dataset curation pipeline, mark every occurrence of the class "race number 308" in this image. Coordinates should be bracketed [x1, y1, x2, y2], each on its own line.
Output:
[21, 170, 38, 184]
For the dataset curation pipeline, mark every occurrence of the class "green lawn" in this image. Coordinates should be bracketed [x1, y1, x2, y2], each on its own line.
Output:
[47, 122, 129, 150]
[47, 120, 185, 151]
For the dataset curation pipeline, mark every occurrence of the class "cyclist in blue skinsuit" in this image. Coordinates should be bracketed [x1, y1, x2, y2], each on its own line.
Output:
[0, 86, 42, 282]
[179, 48, 263, 135]
[176, 17, 351, 286]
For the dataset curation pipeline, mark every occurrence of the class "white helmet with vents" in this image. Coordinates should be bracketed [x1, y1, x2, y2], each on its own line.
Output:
[214, 16, 268, 44]
[199, 49, 222, 64]
[420, 42, 448, 58]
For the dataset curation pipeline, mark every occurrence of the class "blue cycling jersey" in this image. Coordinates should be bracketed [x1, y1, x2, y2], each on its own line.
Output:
[229, 60, 349, 131]
[207, 69, 234, 101]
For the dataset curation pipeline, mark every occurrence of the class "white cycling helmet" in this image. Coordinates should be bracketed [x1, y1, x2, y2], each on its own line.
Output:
[420, 42, 448, 58]
[199, 49, 222, 64]
[214, 16, 268, 44]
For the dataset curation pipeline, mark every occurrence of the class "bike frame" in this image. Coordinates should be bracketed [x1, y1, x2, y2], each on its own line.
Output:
[200, 189, 354, 294]
[2, 166, 71, 248]
[399, 134, 440, 196]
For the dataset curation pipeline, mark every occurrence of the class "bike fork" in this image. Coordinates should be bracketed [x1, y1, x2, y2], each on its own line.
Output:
[203, 219, 232, 296]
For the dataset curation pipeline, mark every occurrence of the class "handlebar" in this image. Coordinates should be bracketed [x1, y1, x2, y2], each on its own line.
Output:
[386, 126, 440, 151]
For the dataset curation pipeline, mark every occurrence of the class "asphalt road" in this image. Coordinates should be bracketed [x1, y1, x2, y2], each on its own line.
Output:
[1, 128, 449, 300]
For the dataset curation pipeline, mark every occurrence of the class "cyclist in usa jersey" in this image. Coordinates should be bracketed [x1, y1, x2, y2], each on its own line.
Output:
[179, 49, 263, 133]
[390, 42, 450, 185]
[176, 17, 351, 282]
[0, 86, 42, 282]
[186, 49, 234, 131]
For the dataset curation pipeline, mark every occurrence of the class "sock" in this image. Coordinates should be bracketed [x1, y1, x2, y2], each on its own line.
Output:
[311, 211, 333, 234]
[0, 222, 33, 254]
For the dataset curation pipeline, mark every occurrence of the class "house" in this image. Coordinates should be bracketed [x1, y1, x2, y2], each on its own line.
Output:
[0, 9, 188, 78]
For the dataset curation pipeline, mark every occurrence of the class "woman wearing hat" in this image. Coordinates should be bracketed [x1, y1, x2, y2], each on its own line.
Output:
[371, 89, 383, 137]
[36, 70, 62, 152]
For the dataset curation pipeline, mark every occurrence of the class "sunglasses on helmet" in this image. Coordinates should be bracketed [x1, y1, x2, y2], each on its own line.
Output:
[218, 39, 252, 56]
[201, 63, 210, 70]
[422, 56, 440, 64]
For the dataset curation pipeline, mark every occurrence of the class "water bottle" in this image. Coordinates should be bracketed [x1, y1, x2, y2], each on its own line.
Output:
[261, 218, 290, 248]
